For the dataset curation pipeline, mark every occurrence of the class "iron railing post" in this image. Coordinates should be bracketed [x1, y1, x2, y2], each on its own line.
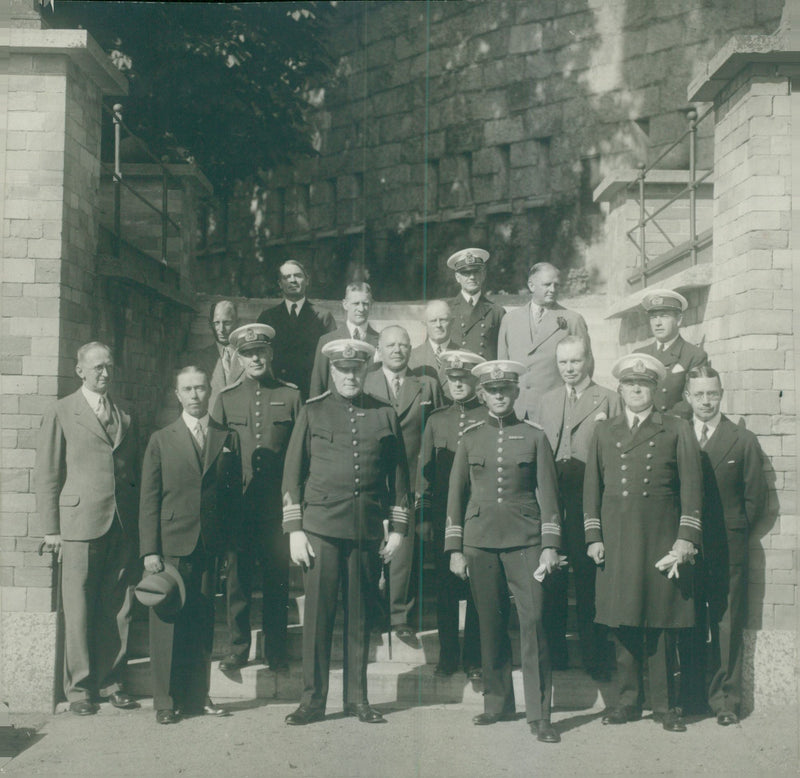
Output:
[638, 162, 647, 288]
[687, 108, 698, 266]
[112, 103, 123, 259]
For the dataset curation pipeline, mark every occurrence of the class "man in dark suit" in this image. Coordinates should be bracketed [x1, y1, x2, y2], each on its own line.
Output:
[498, 262, 591, 419]
[256, 260, 336, 399]
[191, 300, 245, 411]
[417, 350, 485, 678]
[35, 341, 139, 715]
[446, 248, 506, 360]
[212, 324, 302, 673]
[446, 359, 563, 743]
[282, 339, 410, 725]
[139, 366, 242, 724]
[364, 325, 444, 640]
[684, 366, 767, 726]
[584, 353, 703, 733]
[634, 288, 707, 419]
[408, 300, 460, 398]
[531, 335, 622, 677]
[309, 282, 380, 397]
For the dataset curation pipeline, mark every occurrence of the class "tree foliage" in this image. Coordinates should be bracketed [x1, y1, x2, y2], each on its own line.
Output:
[51, 1, 334, 193]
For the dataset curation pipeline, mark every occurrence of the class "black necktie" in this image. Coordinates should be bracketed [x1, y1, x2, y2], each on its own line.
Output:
[290, 303, 298, 320]
[630, 415, 639, 434]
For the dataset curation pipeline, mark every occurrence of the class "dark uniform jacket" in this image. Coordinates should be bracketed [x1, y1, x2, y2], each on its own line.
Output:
[212, 375, 301, 536]
[364, 369, 444, 493]
[281, 391, 410, 542]
[257, 300, 336, 398]
[445, 414, 562, 552]
[635, 336, 708, 418]
[532, 381, 622, 464]
[308, 323, 381, 398]
[417, 396, 487, 520]
[139, 417, 242, 558]
[498, 303, 591, 418]
[448, 293, 506, 361]
[583, 410, 703, 629]
[35, 389, 139, 542]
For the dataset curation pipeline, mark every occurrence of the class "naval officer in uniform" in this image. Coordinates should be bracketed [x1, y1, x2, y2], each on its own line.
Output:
[212, 323, 302, 673]
[416, 350, 485, 679]
[281, 339, 410, 725]
[447, 248, 506, 361]
[634, 288, 708, 419]
[446, 360, 562, 743]
[584, 353, 703, 733]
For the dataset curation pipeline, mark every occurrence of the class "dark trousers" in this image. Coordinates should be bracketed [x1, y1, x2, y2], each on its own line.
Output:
[300, 533, 380, 711]
[226, 524, 289, 666]
[465, 545, 551, 723]
[614, 626, 679, 714]
[388, 530, 418, 627]
[544, 458, 605, 670]
[435, 532, 480, 672]
[707, 529, 748, 715]
[149, 547, 215, 712]
[61, 520, 134, 702]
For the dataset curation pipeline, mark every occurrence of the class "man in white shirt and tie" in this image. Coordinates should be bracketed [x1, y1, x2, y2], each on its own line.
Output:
[36, 342, 140, 715]
[309, 282, 381, 397]
[409, 300, 461, 396]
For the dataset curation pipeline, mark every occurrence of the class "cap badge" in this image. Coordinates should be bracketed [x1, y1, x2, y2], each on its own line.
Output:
[245, 328, 256, 342]
[490, 366, 504, 380]
[651, 295, 663, 306]
[464, 251, 478, 265]
[343, 345, 355, 358]
[633, 360, 646, 374]
[452, 356, 463, 369]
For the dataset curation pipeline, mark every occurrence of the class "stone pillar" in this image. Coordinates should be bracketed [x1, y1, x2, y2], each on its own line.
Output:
[0, 27, 127, 711]
[688, 9, 799, 711]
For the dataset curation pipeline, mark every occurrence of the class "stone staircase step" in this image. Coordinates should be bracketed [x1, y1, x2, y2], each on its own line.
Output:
[124, 657, 616, 712]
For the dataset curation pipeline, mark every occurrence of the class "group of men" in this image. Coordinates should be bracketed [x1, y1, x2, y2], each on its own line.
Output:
[35, 248, 766, 743]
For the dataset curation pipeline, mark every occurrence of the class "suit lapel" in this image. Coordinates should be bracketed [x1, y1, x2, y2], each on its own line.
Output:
[571, 383, 604, 427]
[172, 419, 202, 473]
[622, 411, 662, 452]
[660, 336, 684, 368]
[203, 421, 226, 477]
[706, 416, 738, 471]
[396, 374, 422, 416]
[72, 391, 113, 445]
[461, 296, 489, 334]
[549, 389, 566, 449]
[112, 403, 131, 450]
[365, 371, 391, 404]
[528, 308, 562, 354]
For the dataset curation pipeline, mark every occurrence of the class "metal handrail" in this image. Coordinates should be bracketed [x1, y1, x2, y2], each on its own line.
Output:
[625, 105, 714, 287]
[102, 103, 180, 266]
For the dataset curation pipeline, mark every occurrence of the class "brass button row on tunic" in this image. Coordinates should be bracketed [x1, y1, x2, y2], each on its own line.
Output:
[350, 406, 359, 495]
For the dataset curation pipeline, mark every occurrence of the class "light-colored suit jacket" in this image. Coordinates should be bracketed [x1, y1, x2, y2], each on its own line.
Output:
[531, 381, 622, 464]
[35, 389, 139, 541]
[497, 302, 590, 417]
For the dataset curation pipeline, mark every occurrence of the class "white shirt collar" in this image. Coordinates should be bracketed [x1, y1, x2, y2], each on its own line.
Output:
[655, 334, 680, 352]
[461, 290, 482, 306]
[81, 385, 109, 413]
[565, 376, 591, 398]
[625, 406, 653, 428]
[182, 411, 209, 432]
[382, 366, 407, 384]
[347, 321, 370, 339]
[285, 297, 306, 314]
[429, 339, 451, 353]
[694, 413, 721, 439]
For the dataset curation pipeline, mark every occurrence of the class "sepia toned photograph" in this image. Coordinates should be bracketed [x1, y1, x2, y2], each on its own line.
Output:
[0, 0, 797, 774]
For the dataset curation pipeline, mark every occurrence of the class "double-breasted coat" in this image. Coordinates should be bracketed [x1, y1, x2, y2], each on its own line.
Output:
[448, 294, 505, 361]
[583, 411, 703, 629]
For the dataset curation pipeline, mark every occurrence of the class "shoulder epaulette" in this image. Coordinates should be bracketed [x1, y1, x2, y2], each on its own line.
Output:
[306, 390, 331, 404]
[523, 419, 543, 430]
[277, 379, 299, 390]
[462, 420, 485, 435]
[220, 379, 242, 393]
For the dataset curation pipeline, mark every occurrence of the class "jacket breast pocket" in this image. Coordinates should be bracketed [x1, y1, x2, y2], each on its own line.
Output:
[160, 510, 174, 522]
[59, 494, 80, 507]
[227, 415, 247, 427]
[311, 427, 333, 442]
[468, 455, 485, 469]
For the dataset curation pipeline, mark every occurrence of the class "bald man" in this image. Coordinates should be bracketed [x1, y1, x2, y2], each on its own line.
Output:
[192, 301, 245, 411]
[408, 300, 460, 396]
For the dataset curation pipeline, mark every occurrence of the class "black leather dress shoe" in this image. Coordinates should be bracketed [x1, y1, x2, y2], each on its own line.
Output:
[531, 719, 561, 743]
[343, 703, 386, 723]
[472, 711, 515, 726]
[601, 705, 641, 725]
[219, 654, 248, 672]
[69, 700, 97, 716]
[433, 663, 457, 678]
[285, 705, 325, 726]
[156, 709, 179, 725]
[203, 700, 229, 716]
[716, 710, 739, 726]
[466, 667, 483, 681]
[659, 708, 687, 732]
[108, 691, 139, 709]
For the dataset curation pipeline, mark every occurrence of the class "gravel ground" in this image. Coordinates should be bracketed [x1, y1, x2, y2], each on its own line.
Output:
[2, 701, 798, 777]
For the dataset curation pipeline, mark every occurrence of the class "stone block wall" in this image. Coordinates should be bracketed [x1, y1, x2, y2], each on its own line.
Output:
[215, 0, 783, 300]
